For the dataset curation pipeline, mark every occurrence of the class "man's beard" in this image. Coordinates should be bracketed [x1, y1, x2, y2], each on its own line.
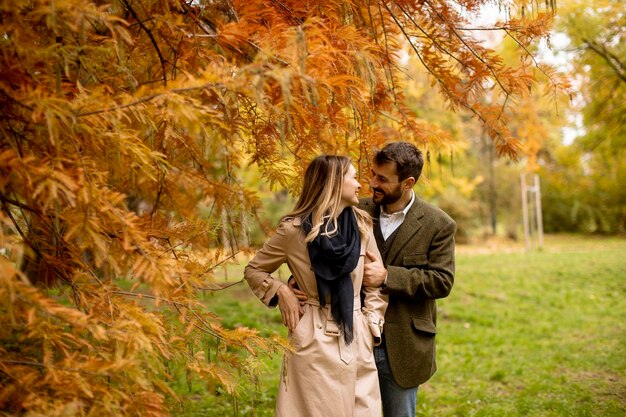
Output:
[372, 184, 403, 206]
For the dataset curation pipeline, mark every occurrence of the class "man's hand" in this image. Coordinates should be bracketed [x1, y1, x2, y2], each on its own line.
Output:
[288, 276, 308, 302]
[277, 285, 304, 332]
[363, 250, 387, 288]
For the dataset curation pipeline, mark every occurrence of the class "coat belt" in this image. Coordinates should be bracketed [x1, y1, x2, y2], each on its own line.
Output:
[300, 298, 358, 364]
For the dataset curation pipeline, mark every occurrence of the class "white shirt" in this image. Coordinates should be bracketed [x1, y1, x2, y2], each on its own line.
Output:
[379, 190, 415, 240]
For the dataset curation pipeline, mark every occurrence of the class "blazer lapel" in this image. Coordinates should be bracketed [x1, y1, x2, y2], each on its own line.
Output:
[386, 198, 424, 265]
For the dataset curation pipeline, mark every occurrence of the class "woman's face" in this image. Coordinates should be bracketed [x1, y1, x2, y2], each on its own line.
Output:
[340, 164, 361, 207]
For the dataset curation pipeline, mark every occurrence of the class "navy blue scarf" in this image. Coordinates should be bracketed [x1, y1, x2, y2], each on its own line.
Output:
[303, 208, 361, 344]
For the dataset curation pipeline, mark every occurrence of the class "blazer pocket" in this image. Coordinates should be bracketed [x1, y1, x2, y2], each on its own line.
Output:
[411, 317, 437, 335]
[403, 253, 428, 267]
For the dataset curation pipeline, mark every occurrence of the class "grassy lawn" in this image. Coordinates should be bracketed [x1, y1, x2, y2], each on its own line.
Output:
[173, 235, 626, 416]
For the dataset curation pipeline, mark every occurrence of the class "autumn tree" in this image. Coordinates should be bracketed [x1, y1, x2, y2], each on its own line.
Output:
[1, 0, 566, 415]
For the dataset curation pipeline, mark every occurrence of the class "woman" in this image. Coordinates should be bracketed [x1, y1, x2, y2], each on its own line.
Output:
[244, 155, 388, 417]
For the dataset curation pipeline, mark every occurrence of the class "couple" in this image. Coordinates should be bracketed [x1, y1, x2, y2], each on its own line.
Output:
[244, 142, 456, 417]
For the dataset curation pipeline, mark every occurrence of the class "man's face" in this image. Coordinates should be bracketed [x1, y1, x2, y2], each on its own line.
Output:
[370, 162, 403, 206]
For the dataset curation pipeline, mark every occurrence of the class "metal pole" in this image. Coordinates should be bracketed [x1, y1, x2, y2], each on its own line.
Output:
[521, 173, 530, 250]
[534, 174, 544, 249]
[489, 139, 497, 235]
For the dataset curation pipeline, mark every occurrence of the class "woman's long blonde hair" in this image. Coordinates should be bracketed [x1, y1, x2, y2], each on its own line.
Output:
[285, 155, 371, 243]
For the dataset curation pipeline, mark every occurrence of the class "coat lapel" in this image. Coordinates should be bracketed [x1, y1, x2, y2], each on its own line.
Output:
[386, 198, 424, 265]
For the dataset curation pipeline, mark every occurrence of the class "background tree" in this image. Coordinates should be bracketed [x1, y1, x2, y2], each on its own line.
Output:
[538, 0, 625, 233]
[0, 0, 566, 415]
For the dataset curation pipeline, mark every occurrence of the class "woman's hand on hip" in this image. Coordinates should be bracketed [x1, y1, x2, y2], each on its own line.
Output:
[277, 285, 304, 332]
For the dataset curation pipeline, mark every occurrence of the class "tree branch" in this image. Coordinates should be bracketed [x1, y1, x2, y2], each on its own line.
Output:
[582, 38, 626, 84]
[120, 0, 168, 86]
[75, 82, 224, 117]
[0, 196, 43, 259]
[503, 28, 557, 88]
[373, 0, 398, 102]
[422, 0, 510, 96]
[381, 1, 497, 138]
[0, 359, 103, 377]
[389, 1, 470, 72]
[193, 278, 244, 291]
[109, 290, 227, 342]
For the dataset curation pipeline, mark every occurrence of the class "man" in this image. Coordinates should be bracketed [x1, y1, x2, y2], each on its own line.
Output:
[359, 142, 456, 417]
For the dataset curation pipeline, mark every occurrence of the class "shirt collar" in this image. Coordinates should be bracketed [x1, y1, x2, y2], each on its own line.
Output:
[381, 189, 415, 217]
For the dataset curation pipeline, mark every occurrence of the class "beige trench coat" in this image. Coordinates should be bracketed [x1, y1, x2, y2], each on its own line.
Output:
[244, 211, 388, 417]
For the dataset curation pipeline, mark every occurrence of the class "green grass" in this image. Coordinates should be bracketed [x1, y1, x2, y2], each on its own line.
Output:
[173, 235, 626, 416]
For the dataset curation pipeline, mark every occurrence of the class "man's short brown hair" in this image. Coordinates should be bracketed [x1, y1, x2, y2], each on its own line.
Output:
[374, 142, 424, 181]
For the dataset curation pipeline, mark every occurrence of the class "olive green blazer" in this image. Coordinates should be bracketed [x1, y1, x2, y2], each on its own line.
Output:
[359, 196, 456, 388]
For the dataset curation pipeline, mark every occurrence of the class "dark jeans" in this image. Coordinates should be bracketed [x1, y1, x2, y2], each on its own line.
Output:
[374, 345, 419, 417]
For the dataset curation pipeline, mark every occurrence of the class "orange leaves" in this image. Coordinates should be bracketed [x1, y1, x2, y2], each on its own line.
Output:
[0, 150, 34, 193]
[0, 0, 571, 414]
[376, 0, 568, 157]
[502, 12, 555, 45]
[30, 161, 81, 210]
[1, 1, 278, 415]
